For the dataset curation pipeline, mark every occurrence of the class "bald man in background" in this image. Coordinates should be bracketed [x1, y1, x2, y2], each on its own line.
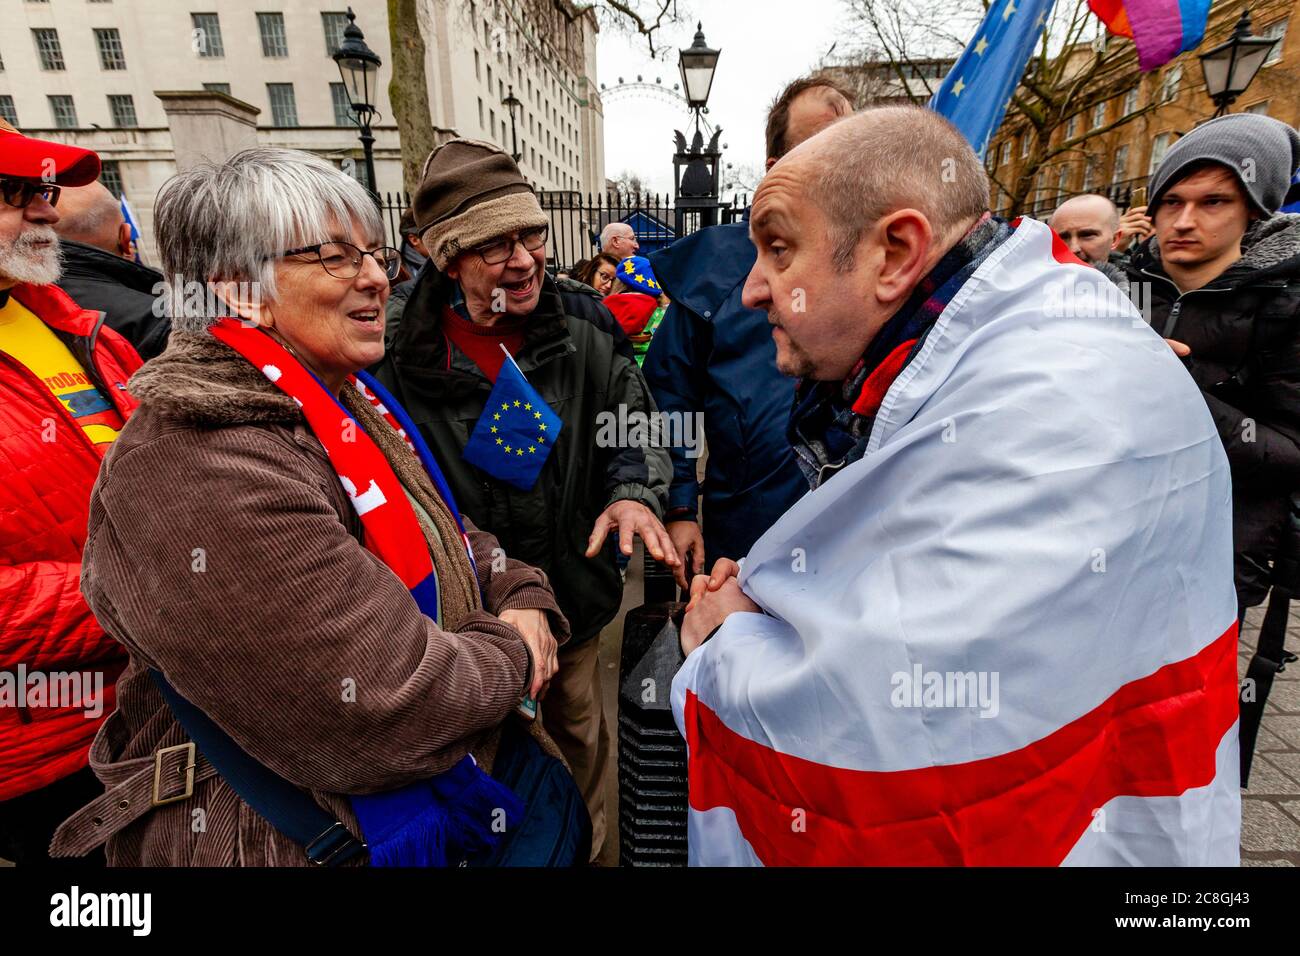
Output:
[1048, 193, 1149, 294]
[54, 182, 169, 359]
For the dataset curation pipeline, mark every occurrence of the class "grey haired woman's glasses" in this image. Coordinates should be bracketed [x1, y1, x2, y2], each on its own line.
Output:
[280, 241, 403, 281]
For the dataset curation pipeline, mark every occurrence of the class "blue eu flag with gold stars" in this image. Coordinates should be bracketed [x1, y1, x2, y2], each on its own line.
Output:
[463, 347, 563, 491]
[928, 0, 1053, 160]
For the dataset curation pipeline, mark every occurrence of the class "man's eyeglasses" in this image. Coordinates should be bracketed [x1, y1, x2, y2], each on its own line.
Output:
[473, 226, 549, 265]
[280, 240, 403, 281]
[1, 178, 61, 210]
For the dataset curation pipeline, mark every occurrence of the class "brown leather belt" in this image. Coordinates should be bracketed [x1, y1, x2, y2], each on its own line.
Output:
[49, 741, 217, 858]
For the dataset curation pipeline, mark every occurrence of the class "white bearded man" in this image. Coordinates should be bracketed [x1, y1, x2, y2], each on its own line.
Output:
[671, 106, 1241, 866]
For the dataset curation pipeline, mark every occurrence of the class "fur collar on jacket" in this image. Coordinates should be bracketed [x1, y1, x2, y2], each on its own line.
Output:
[128, 328, 303, 428]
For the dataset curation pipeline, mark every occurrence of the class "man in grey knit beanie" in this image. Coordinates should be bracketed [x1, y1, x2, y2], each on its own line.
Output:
[1148, 113, 1300, 218]
[1125, 114, 1300, 781]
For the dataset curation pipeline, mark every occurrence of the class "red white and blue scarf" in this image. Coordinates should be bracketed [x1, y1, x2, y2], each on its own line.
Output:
[210, 317, 521, 866]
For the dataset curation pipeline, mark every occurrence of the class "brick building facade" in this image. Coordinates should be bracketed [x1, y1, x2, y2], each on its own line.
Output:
[988, 0, 1297, 218]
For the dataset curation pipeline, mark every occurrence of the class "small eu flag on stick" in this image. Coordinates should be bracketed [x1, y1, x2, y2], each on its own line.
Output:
[463, 345, 563, 491]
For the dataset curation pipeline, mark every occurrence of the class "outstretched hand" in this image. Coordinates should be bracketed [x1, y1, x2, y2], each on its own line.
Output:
[585, 499, 681, 568]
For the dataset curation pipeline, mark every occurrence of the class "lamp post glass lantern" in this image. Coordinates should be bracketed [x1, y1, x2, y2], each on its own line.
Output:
[673, 23, 724, 232]
[678, 22, 720, 112]
[333, 6, 382, 200]
[1199, 8, 1278, 116]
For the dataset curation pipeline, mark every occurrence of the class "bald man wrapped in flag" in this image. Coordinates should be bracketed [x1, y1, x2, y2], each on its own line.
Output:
[671, 106, 1240, 866]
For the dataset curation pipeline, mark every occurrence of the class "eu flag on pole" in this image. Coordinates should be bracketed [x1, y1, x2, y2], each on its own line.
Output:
[119, 194, 144, 265]
[463, 346, 563, 491]
[929, 0, 1056, 160]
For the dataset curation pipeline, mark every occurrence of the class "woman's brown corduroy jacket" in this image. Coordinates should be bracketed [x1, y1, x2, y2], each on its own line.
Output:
[52, 331, 569, 866]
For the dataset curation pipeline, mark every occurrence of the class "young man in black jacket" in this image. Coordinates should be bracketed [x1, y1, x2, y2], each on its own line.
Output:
[1126, 114, 1300, 613]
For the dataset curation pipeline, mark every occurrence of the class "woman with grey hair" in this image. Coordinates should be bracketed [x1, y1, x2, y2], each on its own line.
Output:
[50, 147, 588, 867]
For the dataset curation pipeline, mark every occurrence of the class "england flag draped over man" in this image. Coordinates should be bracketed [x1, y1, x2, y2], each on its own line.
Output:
[671, 106, 1240, 866]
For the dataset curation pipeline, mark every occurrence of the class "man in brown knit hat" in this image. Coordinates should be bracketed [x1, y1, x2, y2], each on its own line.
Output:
[374, 139, 678, 862]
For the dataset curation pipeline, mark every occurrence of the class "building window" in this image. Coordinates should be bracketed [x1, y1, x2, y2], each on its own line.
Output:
[1057, 165, 1070, 200]
[478, 97, 484, 128]
[98, 160, 123, 198]
[1245, 100, 1270, 115]
[1122, 87, 1139, 115]
[258, 12, 289, 58]
[1149, 132, 1172, 175]
[108, 94, 137, 127]
[1090, 100, 1107, 129]
[999, 140, 1011, 166]
[322, 11, 348, 56]
[1111, 144, 1129, 184]
[490, 108, 496, 141]
[33, 28, 66, 71]
[266, 83, 299, 126]
[330, 83, 353, 126]
[1020, 133, 1031, 157]
[95, 28, 127, 70]
[48, 95, 78, 128]
[1160, 65, 1182, 103]
[1263, 19, 1288, 66]
[1082, 160, 1094, 193]
[475, 49, 481, 80]
[0, 96, 17, 126]
[203, 82, 231, 94]
[488, 65, 493, 90]
[192, 13, 225, 58]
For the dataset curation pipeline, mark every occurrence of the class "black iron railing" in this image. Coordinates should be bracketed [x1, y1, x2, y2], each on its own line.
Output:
[380, 189, 750, 272]
[538, 191, 750, 272]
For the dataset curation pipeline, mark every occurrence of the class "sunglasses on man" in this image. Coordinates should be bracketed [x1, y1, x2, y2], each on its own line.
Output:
[0, 177, 61, 210]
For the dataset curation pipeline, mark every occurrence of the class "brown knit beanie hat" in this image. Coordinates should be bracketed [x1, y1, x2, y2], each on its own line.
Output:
[413, 138, 548, 270]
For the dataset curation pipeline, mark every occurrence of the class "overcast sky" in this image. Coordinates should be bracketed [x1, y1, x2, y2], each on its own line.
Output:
[596, 0, 851, 198]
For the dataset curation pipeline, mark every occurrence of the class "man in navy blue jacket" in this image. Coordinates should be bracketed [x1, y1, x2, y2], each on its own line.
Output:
[645, 75, 854, 587]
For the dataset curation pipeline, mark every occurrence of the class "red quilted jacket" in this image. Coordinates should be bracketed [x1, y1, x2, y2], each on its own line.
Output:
[0, 282, 141, 801]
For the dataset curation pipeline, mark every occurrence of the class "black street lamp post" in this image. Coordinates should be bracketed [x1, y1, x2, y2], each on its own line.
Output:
[333, 6, 382, 203]
[672, 23, 724, 234]
[503, 85, 523, 165]
[1199, 8, 1278, 117]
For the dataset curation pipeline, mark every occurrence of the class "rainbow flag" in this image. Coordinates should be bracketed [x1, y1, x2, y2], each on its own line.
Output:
[1088, 0, 1212, 71]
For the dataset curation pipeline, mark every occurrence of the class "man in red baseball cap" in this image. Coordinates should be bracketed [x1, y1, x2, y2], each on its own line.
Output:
[0, 120, 141, 865]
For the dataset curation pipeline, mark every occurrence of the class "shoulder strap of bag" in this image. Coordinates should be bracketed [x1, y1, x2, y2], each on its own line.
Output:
[1240, 487, 1300, 787]
[1239, 594, 1289, 788]
[149, 669, 367, 866]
